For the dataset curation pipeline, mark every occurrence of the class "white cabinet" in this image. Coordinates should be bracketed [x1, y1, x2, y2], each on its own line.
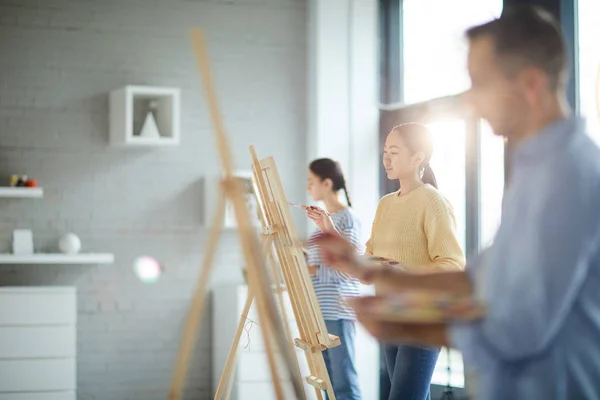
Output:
[212, 284, 379, 399]
[0, 287, 76, 400]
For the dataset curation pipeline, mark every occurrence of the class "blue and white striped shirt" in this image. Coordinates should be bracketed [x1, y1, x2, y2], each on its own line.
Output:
[306, 207, 363, 320]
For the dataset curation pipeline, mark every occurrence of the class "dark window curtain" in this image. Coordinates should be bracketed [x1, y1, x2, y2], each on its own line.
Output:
[379, 0, 402, 198]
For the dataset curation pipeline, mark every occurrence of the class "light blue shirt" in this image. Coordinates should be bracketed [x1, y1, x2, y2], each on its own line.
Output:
[450, 115, 600, 399]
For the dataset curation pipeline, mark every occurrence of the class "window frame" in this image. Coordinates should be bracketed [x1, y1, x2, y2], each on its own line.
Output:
[379, 0, 579, 396]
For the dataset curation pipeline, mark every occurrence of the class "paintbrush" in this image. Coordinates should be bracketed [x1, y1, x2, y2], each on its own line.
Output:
[287, 201, 331, 216]
[287, 201, 309, 210]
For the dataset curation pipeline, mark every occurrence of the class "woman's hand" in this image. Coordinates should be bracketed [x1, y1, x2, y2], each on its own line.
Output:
[313, 233, 414, 286]
[312, 232, 375, 281]
[306, 206, 335, 232]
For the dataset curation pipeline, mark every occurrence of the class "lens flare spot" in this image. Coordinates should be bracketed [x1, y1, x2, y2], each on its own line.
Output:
[134, 256, 161, 284]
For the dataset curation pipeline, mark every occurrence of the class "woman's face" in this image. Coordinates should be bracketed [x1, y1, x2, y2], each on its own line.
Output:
[307, 170, 330, 201]
[382, 131, 424, 180]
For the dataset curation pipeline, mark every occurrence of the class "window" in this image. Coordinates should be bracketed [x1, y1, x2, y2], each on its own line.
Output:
[480, 122, 505, 248]
[578, 0, 600, 144]
[402, 0, 503, 104]
[428, 120, 467, 252]
[427, 119, 467, 388]
[401, 0, 503, 389]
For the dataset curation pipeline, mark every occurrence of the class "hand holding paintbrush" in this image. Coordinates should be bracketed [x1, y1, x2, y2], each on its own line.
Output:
[288, 201, 336, 233]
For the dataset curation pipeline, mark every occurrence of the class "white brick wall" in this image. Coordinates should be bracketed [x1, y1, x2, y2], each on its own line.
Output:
[0, 0, 307, 399]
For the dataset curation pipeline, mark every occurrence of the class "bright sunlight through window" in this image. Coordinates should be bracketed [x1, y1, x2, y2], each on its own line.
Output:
[402, 0, 504, 388]
[578, 0, 600, 144]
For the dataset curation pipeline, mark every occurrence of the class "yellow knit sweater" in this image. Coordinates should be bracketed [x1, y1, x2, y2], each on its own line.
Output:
[366, 184, 466, 274]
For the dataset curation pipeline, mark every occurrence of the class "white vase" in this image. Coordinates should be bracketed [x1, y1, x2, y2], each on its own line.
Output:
[59, 233, 81, 254]
[140, 111, 160, 139]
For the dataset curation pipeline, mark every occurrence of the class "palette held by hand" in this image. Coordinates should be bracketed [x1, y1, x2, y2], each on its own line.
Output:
[367, 256, 402, 269]
[346, 290, 486, 324]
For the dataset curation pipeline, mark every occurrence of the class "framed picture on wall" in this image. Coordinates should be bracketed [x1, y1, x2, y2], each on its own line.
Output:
[223, 170, 263, 229]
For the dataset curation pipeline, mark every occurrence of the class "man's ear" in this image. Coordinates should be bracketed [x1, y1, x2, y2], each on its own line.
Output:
[519, 66, 546, 106]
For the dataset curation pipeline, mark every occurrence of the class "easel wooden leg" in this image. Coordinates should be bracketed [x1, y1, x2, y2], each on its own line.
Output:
[314, 351, 335, 400]
[305, 354, 325, 400]
[265, 237, 301, 379]
[245, 270, 287, 400]
[224, 357, 237, 400]
[244, 234, 296, 400]
[214, 289, 254, 400]
[216, 233, 303, 400]
[168, 191, 227, 400]
[215, 230, 276, 399]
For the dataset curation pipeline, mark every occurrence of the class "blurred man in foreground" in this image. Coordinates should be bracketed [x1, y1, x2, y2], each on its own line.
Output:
[315, 5, 600, 399]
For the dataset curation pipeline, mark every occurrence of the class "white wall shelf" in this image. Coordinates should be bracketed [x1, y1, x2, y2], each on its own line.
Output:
[0, 253, 114, 265]
[109, 85, 180, 147]
[0, 187, 43, 198]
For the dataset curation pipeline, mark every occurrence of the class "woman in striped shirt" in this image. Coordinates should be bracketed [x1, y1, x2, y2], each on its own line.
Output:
[304, 158, 363, 400]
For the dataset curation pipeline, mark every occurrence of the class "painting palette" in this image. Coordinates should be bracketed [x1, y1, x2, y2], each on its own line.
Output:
[367, 256, 402, 268]
[346, 290, 486, 324]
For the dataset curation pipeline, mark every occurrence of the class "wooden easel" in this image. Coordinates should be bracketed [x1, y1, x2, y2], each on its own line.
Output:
[213, 147, 340, 400]
[167, 29, 306, 400]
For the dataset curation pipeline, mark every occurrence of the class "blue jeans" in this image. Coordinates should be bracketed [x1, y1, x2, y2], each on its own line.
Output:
[383, 343, 440, 400]
[379, 344, 392, 400]
[322, 319, 362, 400]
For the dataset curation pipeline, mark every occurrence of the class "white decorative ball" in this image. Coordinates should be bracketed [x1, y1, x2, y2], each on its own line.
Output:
[59, 233, 81, 254]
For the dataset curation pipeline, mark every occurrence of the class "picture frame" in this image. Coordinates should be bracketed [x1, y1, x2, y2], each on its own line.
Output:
[223, 170, 262, 229]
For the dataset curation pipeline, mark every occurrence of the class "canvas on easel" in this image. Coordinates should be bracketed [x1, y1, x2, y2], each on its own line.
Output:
[213, 146, 340, 400]
[222, 170, 262, 229]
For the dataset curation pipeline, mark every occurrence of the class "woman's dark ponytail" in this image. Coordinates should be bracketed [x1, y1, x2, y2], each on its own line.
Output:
[309, 158, 352, 207]
[342, 183, 353, 207]
[421, 163, 438, 189]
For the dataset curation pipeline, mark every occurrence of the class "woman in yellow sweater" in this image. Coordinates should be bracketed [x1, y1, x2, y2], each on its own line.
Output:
[366, 122, 465, 400]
